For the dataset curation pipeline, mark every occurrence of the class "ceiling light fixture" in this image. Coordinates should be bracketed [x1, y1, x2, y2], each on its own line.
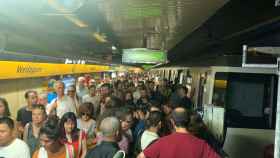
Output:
[65, 14, 88, 28]
[93, 33, 107, 43]
[47, 0, 88, 28]
[47, 0, 108, 42]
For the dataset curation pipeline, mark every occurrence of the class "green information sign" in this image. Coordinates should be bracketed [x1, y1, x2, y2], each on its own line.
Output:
[122, 48, 167, 64]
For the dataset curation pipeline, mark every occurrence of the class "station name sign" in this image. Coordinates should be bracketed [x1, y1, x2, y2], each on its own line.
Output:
[17, 65, 43, 74]
[65, 58, 86, 64]
[0, 61, 109, 79]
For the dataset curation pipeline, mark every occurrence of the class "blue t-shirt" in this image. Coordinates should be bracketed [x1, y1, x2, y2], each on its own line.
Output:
[47, 92, 57, 103]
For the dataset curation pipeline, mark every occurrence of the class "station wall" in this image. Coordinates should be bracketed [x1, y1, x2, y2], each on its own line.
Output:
[0, 77, 46, 118]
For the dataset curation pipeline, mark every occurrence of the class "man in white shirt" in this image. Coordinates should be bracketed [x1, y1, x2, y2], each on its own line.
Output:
[82, 85, 100, 116]
[47, 81, 77, 118]
[0, 117, 30, 158]
[140, 111, 162, 150]
[76, 76, 89, 101]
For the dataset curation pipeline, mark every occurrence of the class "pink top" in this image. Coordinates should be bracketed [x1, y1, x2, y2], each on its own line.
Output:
[118, 134, 129, 154]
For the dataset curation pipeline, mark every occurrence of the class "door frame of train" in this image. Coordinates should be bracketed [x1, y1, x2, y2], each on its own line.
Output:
[242, 45, 280, 157]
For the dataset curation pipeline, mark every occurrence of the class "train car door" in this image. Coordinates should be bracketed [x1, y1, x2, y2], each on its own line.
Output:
[214, 72, 277, 158]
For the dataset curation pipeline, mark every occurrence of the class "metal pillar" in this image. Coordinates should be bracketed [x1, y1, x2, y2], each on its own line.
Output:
[275, 58, 280, 158]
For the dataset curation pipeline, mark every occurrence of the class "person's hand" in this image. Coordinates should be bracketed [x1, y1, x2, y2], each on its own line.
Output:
[47, 99, 58, 114]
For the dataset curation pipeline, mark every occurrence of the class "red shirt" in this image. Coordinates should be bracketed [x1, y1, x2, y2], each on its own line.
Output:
[143, 132, 220, 158]
[64, 131, 86, 158]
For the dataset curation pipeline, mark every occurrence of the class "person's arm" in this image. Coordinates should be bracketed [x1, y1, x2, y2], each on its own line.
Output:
[81, 135, 87, 158]
[137, 152, 146, 158]
[23, 123, 29, 142]
[16, 121, 24, 137]
[32, 150, 39, 158]
[46, 99, 57, 115]
[16, 109, 24, 137]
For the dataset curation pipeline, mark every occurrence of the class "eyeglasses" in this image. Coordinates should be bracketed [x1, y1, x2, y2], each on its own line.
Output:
[81, 112, 91, 116]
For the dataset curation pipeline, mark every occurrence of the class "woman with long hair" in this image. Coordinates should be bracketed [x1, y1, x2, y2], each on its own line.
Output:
[0, 97, 11, 118]
[60, 112, 87, 158]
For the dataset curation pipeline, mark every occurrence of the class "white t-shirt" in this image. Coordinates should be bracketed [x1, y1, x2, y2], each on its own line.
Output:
[76, 87, 89, 100]
[47, 96, 77, 118]
[133, 90, 141, 103]
[82, 94, 100, 116]
[77, 119, 96, 137]
[0, 138, 30, 158]
[141, 130, 159, 150]
[82, 95, 100, 106]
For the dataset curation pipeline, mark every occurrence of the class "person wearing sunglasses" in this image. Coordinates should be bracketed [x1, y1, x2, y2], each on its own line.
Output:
[77, 102, 96, 148]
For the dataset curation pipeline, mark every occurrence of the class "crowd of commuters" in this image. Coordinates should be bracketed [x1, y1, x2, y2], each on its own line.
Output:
[0, 74, 226, 158]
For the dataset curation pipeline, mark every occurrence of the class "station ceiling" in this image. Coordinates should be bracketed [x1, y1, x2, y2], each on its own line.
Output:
[0, 0, 227, 64]
[168, 0, 280, 66]
[0, 0, 278, 66]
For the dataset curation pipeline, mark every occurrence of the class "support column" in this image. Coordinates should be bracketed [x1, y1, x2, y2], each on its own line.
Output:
[274, 58, 280, 157]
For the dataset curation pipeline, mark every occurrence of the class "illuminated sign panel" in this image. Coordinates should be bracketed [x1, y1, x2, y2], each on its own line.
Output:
[122, 48, 167, 64]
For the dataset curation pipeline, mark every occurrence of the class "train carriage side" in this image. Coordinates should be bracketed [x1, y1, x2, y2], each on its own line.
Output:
[151, 66, 277, 158]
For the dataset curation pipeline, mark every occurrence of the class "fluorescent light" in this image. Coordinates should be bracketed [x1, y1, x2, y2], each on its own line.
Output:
[93, 33, 107, 43]
[47, 0, 88, 28]
[65, 14, 88, 28]
[42, 13, 75, 16]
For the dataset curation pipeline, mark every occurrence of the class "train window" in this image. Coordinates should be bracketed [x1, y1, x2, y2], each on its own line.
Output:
[214, 72, 277, 129]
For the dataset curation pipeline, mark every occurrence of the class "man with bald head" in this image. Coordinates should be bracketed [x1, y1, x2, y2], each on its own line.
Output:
[85, 117, 121, 158]
[137, 107, 220, 158]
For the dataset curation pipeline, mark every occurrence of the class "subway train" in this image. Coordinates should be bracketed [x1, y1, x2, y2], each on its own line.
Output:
[150, 66, 277, 158]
